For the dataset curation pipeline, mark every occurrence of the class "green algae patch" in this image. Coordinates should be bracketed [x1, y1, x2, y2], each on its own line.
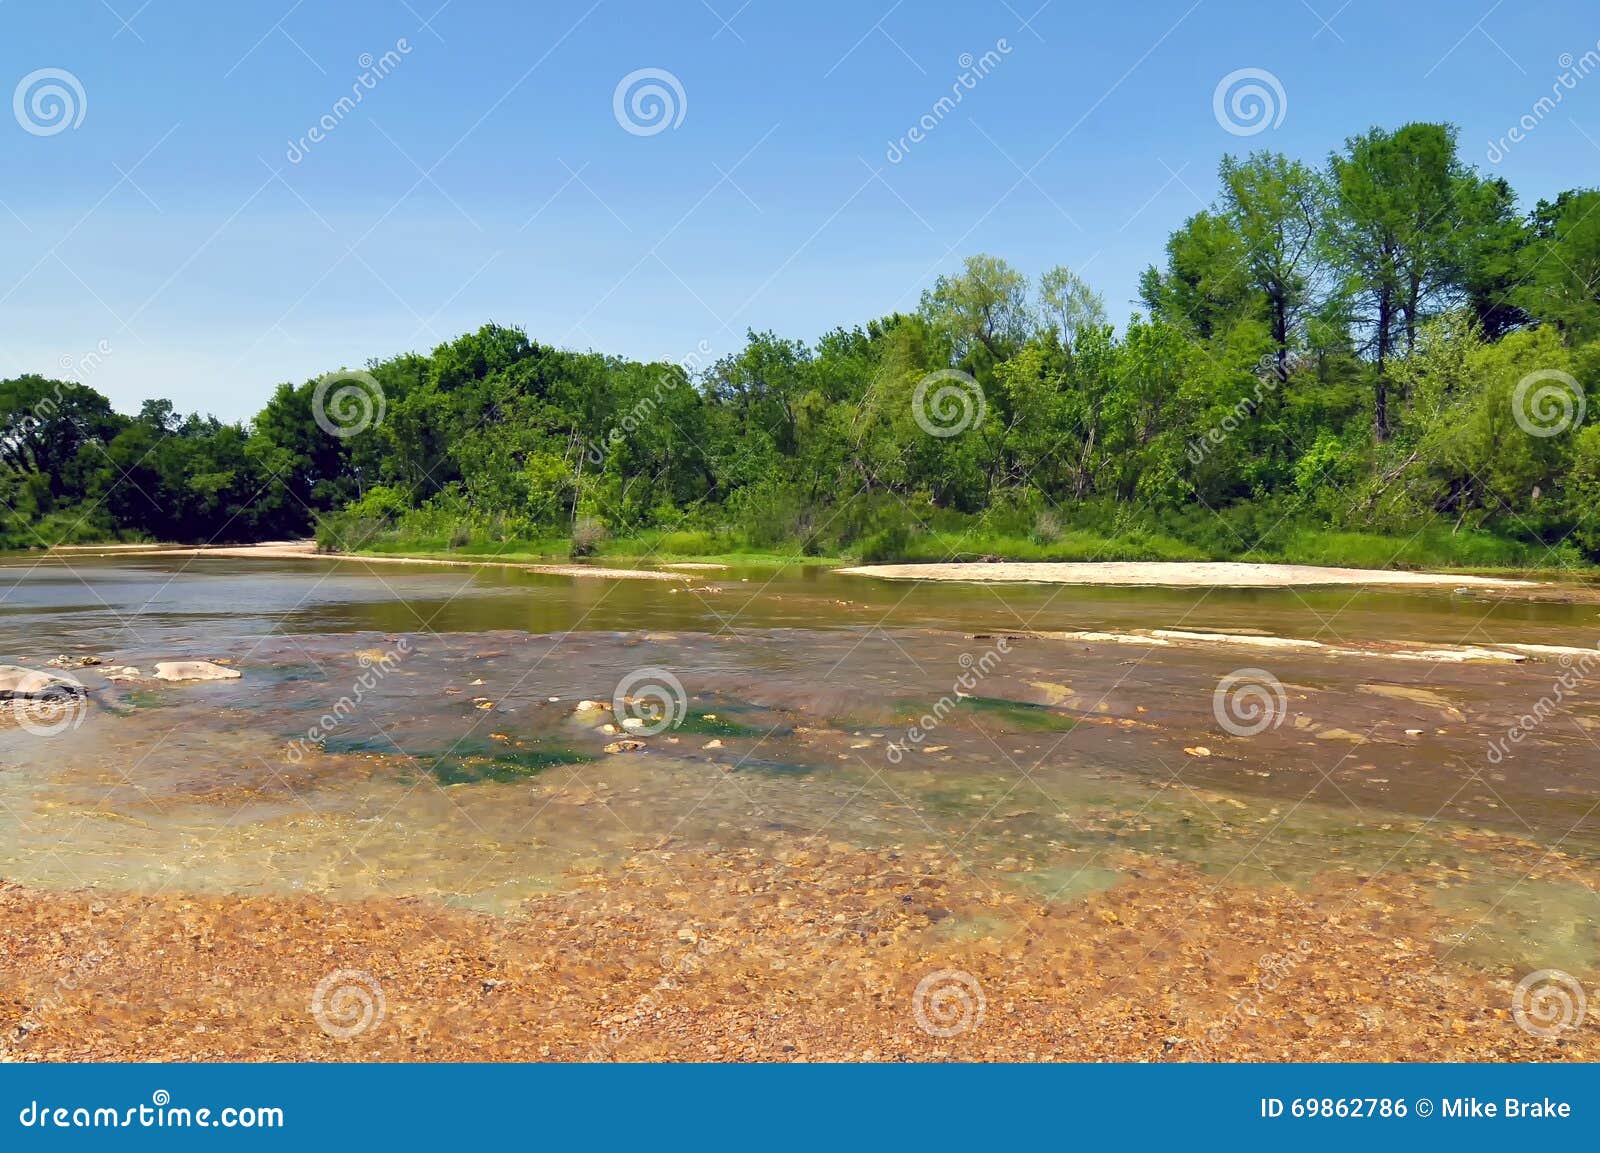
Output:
[426, 745, 593, 785]
[956, 695, 1078, 733]
[122, 689, 176, 710]
[676, 707, 771, 738]
[318, 734, 593, 783]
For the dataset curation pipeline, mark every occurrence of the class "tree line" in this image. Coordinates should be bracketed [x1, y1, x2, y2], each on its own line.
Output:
[3, 120, 1598, 567]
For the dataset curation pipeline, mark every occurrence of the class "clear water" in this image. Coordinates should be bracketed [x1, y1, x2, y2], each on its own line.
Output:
[2, 552, 1598, 975]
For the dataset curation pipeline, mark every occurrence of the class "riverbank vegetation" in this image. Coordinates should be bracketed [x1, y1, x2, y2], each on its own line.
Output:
[4, 121, 1598, 571]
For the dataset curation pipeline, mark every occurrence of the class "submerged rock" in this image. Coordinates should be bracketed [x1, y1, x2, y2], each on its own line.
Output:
[152, 661, 241, 683]
[47, 654, 105, 668]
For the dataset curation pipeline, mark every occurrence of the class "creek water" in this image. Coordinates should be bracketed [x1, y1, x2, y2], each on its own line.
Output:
[2, 553, 1598, 977]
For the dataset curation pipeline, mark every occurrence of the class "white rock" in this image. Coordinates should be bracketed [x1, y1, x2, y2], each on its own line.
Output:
[152, 661, 241, 683]
[0, 665, 86, 698]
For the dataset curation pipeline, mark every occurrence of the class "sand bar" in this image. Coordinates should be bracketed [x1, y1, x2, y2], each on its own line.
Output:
[839, 561, 1539, 589]
[40, 540, 694, 582]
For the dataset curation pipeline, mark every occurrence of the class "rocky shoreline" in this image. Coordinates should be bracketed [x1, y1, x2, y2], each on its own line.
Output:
[2, 843, 1589, 1063]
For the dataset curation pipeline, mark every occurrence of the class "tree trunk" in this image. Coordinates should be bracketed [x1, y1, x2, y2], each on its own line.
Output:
[1374, 293, 1392, 442]
[1271, 292, 1290, 384]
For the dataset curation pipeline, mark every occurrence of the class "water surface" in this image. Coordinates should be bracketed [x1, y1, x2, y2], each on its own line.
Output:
[3, 553, 1598, 978]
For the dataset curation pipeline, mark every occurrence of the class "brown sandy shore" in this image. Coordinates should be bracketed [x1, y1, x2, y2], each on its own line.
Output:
[43, 540, 692, 582]
[839, 561, 1541, 589]
[1, 844, 1587, 1062]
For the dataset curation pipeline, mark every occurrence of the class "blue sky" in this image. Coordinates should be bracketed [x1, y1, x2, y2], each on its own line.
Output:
[3, 0, 1598, 419]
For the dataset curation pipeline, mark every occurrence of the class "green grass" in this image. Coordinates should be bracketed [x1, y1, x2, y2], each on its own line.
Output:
[1268, 527, 1587, 573]
[320, 507, 1598, 576]
[888, 528, 1208, 564]
[344, 528, 842, 569]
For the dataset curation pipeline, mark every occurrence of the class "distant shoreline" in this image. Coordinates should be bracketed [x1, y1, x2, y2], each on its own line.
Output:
[29, 543, 1555, 590]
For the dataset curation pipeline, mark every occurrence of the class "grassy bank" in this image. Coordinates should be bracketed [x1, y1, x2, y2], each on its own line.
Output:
[348, 526, 839, 569]
[321, 510, 1593, 577]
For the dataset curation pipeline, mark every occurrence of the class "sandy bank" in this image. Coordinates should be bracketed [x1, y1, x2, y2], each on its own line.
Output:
[46, 540, 694, 582]
[839, 560, 1539, 589]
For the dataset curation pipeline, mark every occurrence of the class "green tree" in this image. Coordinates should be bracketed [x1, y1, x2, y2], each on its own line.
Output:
[1217, 151, 1325, 382]
[1037, 265, 1106, 348]
[919, 254, 1034, 363]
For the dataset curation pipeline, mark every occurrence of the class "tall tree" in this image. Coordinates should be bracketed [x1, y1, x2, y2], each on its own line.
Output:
[1037, 265, 1106, 348]
[918, 254, 1034, 362]
[1138, 211, 1258, 340]
[1217, 151, 1325, 382]
[1517, 190, 1600, 343]
[1325, 123, 1466, 438]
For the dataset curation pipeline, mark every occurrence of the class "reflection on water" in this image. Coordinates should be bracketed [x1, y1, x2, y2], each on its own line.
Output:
[5, 552, 1600, 652]
[1, 555, 1599, 981]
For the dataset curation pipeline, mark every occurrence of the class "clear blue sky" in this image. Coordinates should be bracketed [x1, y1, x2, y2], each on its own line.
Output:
[3, 0, 1597, 419]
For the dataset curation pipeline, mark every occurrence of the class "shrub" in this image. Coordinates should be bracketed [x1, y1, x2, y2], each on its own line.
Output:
[858, 523, 912, 563]
[570, 517, 608, 558]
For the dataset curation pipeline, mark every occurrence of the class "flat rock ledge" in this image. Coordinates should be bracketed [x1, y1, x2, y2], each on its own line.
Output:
[152, 661, 241, 683]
